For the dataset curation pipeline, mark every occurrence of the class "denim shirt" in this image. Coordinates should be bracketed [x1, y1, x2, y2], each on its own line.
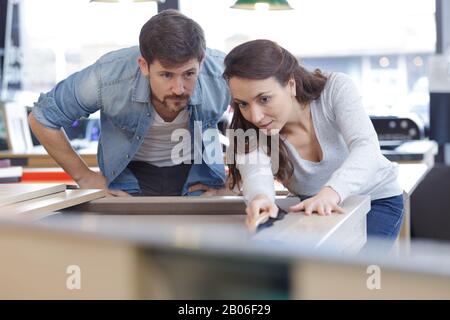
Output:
[32, 46, 231, 195]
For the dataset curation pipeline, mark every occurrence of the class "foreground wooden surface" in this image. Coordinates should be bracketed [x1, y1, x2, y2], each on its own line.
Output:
[1, 219, 450, 299]
[1, 185, 449, 299]
[0, 192, 372, 298]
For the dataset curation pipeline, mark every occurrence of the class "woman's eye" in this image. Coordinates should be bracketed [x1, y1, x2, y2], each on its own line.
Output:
[234, 101, 247, 109]
[260, 96, 271, 104]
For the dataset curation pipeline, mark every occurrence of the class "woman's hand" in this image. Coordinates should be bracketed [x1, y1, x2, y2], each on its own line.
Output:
[289, 187, 345, 216]
[246, 194, 278, 233]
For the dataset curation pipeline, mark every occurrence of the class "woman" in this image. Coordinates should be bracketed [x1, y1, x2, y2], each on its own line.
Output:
[223, 39, 404, 243]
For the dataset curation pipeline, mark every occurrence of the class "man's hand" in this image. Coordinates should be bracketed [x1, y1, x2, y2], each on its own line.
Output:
[76, 170, 107, 189]
[76, 170, 131, 197]
[188, 183, 240, 196]
[246, 194, 278, 233]
[289, 186, 345, 216]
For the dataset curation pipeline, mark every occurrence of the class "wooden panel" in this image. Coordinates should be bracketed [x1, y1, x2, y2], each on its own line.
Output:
[253, 196, 370, 252]
[0, 183, 66, 206]
[27, 154, 97, 168]
[317, 196, 369, 253]
[0, 225, 143, 299]
[70, 195, 249, 215]
[292, 260, 450, 299]
[70, 196, 301, 215]
[59, 195, 370, 252]
[397, 163, 432, 251]
[397, 163, 430, 195]
[0, 189, 105, 221]
[0, 151, 97, 168]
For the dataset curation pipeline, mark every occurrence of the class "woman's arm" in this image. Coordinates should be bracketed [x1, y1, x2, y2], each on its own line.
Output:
[236, 148, 276, 204]
[324, 73, 382, 203]
[236, 149, 278, 231]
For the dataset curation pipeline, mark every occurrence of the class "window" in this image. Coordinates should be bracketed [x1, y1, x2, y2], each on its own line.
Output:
[181, 0, 436, 126]
[20, 0, 158, 94]
[10, 0, 158, 144]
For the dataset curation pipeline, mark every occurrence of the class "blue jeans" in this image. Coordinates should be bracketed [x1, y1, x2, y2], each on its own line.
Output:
[127, 161, 192, 196]
[367, 194, 404, 241]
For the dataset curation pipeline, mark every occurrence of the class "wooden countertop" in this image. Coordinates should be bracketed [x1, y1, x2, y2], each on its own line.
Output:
[397, 163, 431, 195]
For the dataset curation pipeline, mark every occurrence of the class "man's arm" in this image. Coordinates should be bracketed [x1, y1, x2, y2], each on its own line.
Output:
[29, 62, 129, 195]
[28, 113, 129, 196]
[28, 112, 101, 187]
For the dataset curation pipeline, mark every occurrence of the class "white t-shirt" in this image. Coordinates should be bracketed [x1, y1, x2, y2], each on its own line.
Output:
[133, 108, 192, 167]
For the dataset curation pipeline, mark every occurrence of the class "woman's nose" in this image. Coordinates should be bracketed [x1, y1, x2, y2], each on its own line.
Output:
[249, 106, 264, 124]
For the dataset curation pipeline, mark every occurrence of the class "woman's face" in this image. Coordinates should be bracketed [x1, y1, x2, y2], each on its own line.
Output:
[228, 76, 296, 134]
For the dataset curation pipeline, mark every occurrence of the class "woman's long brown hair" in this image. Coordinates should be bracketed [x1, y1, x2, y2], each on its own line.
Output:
[223, 39, 328, 190]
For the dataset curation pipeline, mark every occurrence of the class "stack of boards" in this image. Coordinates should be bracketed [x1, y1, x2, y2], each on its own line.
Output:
[0, 183, 105, 221]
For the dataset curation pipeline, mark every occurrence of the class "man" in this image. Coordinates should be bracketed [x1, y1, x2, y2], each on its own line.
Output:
[28, 10, 230, 196]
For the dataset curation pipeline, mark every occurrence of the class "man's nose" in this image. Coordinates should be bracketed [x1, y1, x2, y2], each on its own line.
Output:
[171, 77, 185, 95]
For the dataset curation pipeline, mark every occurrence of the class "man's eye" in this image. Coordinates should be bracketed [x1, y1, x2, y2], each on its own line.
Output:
[161, 73, 172, 79]
[184, 72, 196, 79]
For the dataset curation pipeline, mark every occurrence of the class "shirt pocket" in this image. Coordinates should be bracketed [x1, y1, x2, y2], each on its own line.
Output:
[106, 107, 141, 139]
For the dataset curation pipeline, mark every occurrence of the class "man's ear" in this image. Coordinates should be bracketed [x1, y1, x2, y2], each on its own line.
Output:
[138, 56, 150, 76]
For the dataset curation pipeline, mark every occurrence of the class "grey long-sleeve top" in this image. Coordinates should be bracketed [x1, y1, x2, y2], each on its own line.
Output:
[236, 72, 403, 204]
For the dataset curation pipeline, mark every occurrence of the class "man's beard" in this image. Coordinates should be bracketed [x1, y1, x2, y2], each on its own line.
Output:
[156, 94, 190, 112]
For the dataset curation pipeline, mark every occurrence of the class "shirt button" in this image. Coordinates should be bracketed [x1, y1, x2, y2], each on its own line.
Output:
[112, 171, 116, 175]
[126, 154, 130, 159]
[136, 136, 141, 140]
[146, 112, 151, 117]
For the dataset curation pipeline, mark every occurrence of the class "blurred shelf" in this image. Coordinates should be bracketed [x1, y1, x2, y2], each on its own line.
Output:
[0, 147, 98, 168]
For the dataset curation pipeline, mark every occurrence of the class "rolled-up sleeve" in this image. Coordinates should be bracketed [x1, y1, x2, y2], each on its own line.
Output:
[32, 63, 101, 129]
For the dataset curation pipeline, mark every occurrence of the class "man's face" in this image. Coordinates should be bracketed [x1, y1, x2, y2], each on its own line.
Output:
[139, 57, 200, 113]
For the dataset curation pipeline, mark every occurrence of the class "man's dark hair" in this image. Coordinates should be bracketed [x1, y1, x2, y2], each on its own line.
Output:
[139, 9, 206, 67]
